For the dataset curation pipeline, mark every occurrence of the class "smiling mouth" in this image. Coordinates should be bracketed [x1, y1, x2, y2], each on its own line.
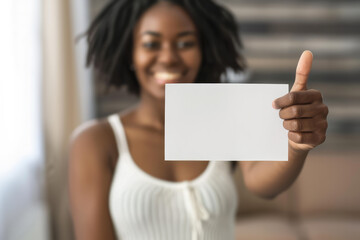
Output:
[153, 72, 183, 84]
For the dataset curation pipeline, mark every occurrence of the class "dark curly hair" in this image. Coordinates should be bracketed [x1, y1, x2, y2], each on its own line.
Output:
[86, 0, 246, 95]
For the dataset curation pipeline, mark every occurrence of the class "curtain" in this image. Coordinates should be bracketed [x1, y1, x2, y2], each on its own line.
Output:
[0, 1, 48, 240]
[42, 0, 93, 239]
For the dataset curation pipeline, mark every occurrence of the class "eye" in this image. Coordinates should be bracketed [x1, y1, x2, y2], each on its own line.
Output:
[142, 41, 160, 50]
[177, 41, 196, 49]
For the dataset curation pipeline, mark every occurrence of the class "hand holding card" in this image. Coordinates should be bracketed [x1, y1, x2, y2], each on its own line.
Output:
[272, 51, 328, 152]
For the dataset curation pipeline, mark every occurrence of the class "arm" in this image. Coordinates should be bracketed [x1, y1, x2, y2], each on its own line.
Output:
[240, 143, 309, 199]
[240, 51, 328, 199]
[68, 123, 117, 240]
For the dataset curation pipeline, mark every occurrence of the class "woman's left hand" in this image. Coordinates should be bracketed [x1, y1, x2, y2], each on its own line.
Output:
[272, 50, 329, 152]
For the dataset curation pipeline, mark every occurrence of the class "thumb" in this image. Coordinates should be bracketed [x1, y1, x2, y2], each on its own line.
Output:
[291, 50, 313, 92]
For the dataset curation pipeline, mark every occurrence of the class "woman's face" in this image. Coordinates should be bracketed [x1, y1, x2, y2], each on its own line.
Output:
[132, 2, 202, 100]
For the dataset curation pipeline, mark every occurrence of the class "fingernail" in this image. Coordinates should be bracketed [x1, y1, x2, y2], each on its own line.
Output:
[304, 50, 313, 57]
[272, 101, 276, 109]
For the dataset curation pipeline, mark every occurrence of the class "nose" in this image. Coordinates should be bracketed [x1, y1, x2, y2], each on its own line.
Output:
[157, 44, 180, 66]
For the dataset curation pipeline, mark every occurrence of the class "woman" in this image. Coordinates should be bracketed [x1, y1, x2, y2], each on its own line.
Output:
[69, 0, 329, 239]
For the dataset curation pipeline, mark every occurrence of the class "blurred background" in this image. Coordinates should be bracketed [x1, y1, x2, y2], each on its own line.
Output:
[0, 0, 359, 240]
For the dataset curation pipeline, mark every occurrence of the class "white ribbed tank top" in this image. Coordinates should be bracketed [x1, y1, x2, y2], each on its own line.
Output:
[108, 114, 238, 240]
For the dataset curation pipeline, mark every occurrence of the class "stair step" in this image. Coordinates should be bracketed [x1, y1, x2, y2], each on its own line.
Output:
[228, 3, 360, 23]
[246, 57, 360, 72]
[242, 35, 360, 57]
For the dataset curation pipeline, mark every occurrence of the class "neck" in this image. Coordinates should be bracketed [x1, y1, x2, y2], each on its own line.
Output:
[135, 90, 165, 131]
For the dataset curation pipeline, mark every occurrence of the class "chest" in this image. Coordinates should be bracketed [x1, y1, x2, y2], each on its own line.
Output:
[109, 160, 239, 240]
[123, 126, 209, 182]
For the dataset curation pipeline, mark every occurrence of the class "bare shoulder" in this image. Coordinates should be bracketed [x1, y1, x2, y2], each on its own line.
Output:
[68, 117, 118, 240]
[69, 117, 118, 170]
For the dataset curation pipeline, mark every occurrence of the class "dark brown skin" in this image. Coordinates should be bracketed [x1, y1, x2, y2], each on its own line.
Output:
[68, 3, 328, 240]
[240, 51, 328, 199]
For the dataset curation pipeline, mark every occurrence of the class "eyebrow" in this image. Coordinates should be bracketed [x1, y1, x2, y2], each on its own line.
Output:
[177, 31, 196, 37]
[142, 31, 161, 37]
[141, 31, 196, 37]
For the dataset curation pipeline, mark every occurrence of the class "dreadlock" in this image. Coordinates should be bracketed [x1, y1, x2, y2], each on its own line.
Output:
[86, 0, 246, 95]
[86, 0, 246, 172]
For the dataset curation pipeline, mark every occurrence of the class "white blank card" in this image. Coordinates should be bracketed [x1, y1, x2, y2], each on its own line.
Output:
[165, 83, 288, 161]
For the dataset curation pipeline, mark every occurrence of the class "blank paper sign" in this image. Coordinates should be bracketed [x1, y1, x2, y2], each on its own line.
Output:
[165, 83, 289, 161]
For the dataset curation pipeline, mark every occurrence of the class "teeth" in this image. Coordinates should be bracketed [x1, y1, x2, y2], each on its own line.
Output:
[154, 72, 181, 82]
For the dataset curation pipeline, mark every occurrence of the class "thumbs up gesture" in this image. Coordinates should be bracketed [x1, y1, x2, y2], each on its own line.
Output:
[272, 51, 329, 152]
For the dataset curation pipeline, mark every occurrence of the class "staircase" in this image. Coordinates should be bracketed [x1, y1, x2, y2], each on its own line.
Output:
[223, 0, 360, 151]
